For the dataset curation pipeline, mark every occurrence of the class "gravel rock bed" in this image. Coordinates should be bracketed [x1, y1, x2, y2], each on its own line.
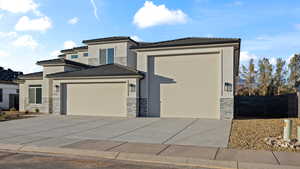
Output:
[229, 118, 300, 152]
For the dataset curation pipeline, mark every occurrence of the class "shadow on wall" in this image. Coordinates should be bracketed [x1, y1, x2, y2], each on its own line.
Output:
[146, 56, 176, 117]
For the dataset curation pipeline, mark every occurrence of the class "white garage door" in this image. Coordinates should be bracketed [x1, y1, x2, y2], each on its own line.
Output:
[148, 53, 220, 118]
[66, 83, 127, 117]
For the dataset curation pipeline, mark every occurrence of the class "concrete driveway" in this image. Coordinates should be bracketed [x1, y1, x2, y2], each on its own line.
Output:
[0, 115, 232, 148]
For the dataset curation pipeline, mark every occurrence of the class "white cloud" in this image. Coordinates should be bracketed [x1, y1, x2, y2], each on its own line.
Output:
[50, 50, 61, 57]
[133, 1, 188, 28]
[0, 0, 38, 13]
[90, 0, 99, 20]
[0, 31, 18, 39]
[15, 16, 52, 31]
[0, 50, 10, 58]
[63, 40, 76, 49]
[12, 35, 38, 49]
[68, 17, 79, 24]
[240, 51, 257, 62]
[130, 35, 142, 42]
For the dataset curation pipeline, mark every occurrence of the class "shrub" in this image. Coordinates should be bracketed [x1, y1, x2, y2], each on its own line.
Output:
[35, 108, 40, 113]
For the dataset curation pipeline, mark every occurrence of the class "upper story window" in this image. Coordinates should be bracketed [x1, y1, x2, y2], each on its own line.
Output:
[99, 48, 114, 64]
[28, 85, 42, 104]
[71, 55, 79, 59]
[83, 53, 89, 57]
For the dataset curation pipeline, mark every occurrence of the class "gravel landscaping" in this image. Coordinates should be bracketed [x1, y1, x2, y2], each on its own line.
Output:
[229, 118, 300, 152]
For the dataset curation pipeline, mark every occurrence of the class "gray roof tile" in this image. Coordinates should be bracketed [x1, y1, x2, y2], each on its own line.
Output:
[132, 37, 241, 49]
[46, 64, 143, 78]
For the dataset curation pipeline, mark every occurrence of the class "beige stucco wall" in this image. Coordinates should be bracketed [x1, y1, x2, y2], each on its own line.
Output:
[136, 44, 237, 119]
[19, 78, 50, 113]
[65, 50, 89, 64]
[64, 41, 138, 68]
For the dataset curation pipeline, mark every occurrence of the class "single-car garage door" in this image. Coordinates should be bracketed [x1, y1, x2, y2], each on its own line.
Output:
[148, 53, 220, 118]
[66, 83, 126, 117]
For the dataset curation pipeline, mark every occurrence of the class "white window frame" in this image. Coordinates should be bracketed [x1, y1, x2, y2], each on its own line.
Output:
[28, 85, 42, 104]
[99, 48, 115, 64]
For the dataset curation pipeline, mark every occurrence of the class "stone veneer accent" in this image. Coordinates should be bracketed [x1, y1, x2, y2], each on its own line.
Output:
[220, 98, 234, 120]
[139, 98, 148, 117]
[52, 84, 63, 115]
[127, 97, 139, 117]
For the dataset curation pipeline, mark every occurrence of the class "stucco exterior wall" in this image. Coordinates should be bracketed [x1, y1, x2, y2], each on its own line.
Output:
[0, 83, 19, 110]
[65, 50, 89, 65]
[87, 42, 128, 66]
[19, 79, 50, 113]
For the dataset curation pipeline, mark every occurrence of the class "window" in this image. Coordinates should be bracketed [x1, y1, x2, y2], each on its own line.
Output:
[83, 53, 89, 57]
[28, 85, 42, 104]
[0, 88, 2, 102]
[99, 48, 114, 64]
[71, 55, 79, 59]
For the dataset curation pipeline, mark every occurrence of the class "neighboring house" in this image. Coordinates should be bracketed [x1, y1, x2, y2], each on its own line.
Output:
[0, 67, 22, 110]
[0, 81, 19, 110]
[18, 36, 241, 119]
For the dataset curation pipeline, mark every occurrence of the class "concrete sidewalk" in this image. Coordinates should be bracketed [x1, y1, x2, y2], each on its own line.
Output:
[0, 140, 299, 169]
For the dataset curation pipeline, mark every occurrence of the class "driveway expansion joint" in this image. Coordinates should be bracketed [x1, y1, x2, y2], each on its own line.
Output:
[162, 119, 199, 144]
[272, 151, 281, 165]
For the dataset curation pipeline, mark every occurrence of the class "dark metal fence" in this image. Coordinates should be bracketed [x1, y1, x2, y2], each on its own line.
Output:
[234, 94, 298, 118]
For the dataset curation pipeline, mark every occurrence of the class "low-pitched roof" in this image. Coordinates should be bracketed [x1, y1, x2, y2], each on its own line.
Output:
[46, 64, 143, 78]
[131, 37, 241, 49]
[18, 71, 43, 80]
[0, 80, 17, 85]
[61, 46, 88, 53]
[82, 36, 138, 44]
[36, 58, 91, 68]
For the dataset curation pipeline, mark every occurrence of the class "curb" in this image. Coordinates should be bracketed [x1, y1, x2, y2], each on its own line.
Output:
[0, 143, 298, 169]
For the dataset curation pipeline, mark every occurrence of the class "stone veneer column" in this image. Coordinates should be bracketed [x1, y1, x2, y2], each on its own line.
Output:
[127, 97, 139, 117]
[52, 83, 61, 115]
[220, 98, 234, 120]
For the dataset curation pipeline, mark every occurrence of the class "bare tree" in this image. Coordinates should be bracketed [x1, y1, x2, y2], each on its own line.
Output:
[241, 59, 257, 96]
[257, 58, 273, 96]
[288, 54, 300, 92]
[273, 58, 287, 95]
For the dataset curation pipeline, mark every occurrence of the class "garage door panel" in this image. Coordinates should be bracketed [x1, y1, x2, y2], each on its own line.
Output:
[149, 54, 220, 118]
[67, 83, 126, 117]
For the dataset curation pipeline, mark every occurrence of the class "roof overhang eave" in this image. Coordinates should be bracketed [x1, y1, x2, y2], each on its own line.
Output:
[47, 74, 144, 80]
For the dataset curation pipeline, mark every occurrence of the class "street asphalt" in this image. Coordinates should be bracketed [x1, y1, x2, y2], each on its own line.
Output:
[0, 151, 210, 169]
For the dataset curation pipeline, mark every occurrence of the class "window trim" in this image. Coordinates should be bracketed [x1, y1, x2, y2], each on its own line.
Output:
[28, 85, 42, 105]
[83, 53, 89, 57]
[71, 54, 79, 59]
[99, 48, 115, 64]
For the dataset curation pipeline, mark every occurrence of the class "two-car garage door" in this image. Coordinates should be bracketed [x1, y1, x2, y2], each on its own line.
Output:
[66, 83, 126, 117]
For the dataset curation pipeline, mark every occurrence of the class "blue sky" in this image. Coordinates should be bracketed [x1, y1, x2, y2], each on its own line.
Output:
[0, 0, 299, 73]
